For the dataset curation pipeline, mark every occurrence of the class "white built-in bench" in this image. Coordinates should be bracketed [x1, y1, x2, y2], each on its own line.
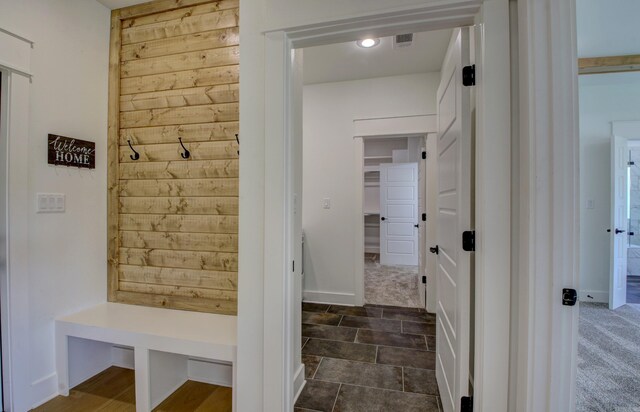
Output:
[55, 303, 237, 412]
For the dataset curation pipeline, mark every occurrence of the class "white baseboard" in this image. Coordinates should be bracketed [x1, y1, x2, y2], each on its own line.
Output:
[579, 290, 608, 303]
[188, 358, 233, 388]
[293, 363, 306, 403]
[303, 290, 355, 305]
[31, 372, 58, 409]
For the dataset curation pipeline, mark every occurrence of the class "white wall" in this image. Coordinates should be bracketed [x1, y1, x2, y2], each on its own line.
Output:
[0, 1, 110, 408]
[302, 73, 439, 304]
[577, 0, 640, 58]
[579, 72, 640, 302]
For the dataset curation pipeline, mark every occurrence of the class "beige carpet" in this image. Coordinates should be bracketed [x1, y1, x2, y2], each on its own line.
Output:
[364, 255, 422, 308]
[577, 303, 640, 412]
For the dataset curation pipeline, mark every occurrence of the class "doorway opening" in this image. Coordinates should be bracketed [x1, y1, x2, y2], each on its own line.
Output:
[297, 26, 475, 412]
[577, 74, 640, 410]
[363, 136, 424, 308]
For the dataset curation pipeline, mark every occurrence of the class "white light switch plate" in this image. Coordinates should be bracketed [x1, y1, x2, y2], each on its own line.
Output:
[37, 193, 65, 213]
[322, 198, 331, 209]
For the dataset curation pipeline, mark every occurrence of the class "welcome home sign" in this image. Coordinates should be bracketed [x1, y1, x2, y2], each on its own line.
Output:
[48, 134, 96, 169]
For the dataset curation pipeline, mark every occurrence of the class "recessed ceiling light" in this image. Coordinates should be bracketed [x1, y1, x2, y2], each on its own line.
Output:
[356, 38, 380, 48]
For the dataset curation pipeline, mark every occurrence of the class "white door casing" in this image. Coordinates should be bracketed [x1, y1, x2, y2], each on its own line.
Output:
[258, 1, 515, 410]
[426, 133, 439, 314]
[435, 27, 472, 412]
[419, 143, 427, 308]
[380, 163, 419, 266]
[610, 135, 628, 310]
[0, 28, 33, 412]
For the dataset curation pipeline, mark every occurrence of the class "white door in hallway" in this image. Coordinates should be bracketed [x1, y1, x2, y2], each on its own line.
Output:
[610, 135, 628, 309]
[435, 28, 472, 412]
[380, 162, 419, 266]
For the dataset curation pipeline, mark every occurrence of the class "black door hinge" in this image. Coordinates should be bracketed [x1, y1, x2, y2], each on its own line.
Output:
[462, 65, 476, 87]
[562, 288, 577, 306]
[422, 151, 427, 160]
[292, 261, 295, 272]
[422, 213, 427, 222]
[422, 275, 427, 284]
[462, 231, 475, 252]
[461, 396, 473, 412]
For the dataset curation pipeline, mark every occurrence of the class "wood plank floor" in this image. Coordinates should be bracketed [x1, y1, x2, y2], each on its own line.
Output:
[31, 366, 232, 412]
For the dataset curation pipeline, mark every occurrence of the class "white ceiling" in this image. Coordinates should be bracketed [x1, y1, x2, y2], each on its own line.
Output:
[303, 29, 452, 85]
[96, 0, 149, 9]
[577, 0, 640, 57]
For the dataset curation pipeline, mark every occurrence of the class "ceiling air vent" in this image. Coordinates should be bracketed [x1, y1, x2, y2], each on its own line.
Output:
[393, 33, 414, 49]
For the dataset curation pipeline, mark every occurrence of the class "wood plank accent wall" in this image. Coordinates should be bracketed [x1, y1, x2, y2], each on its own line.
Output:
[108, 0, 239, 314]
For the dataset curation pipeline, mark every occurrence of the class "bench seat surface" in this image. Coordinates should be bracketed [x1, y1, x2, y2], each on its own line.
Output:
[57, 302, 237, 350]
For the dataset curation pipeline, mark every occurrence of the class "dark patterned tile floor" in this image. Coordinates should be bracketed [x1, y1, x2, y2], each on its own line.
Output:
[297, 302, 441, 412]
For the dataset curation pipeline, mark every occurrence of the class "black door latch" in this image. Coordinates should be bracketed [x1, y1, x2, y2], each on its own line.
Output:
[429, 245, 439, 255]
[562, 288, 577, 306]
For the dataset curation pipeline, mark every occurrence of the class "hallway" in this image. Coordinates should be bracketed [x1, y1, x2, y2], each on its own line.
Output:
[296, 302, 440, 411]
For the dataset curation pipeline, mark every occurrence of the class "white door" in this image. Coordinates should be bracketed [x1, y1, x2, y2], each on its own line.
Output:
[435, 28, 472, 412]
[610, 135, 628, 309]
[380, 163, 419, 266]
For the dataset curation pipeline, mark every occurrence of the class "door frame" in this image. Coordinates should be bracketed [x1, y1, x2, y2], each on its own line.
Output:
[514, 0, 580, 410]
[256, 1, 511, 411]
[353, 118, 435, 306]
[0, 68, 6, 412]
[0, 28, 32, 412]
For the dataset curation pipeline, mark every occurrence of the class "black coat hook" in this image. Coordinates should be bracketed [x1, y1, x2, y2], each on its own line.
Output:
[178, 137, 190, 159]
[235, 134, 239, 156]
[127, 140, 140, 160]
